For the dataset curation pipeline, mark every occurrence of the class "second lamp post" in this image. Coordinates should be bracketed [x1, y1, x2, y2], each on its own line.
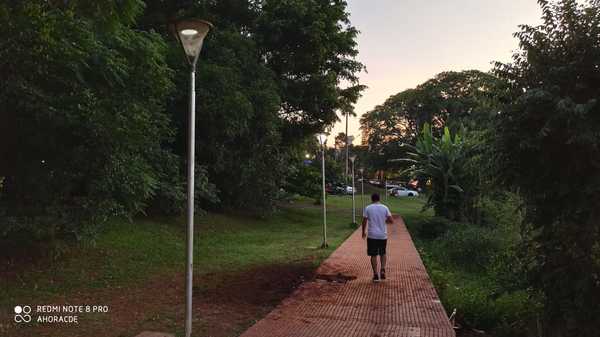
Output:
[317, 133, 328, 248]
[349, 155, 357, 224]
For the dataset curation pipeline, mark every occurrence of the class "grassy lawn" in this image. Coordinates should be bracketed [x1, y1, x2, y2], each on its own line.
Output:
[1, 193, 432, 337]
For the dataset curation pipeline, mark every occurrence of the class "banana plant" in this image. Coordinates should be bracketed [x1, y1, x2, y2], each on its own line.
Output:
[396, 123, 470, 220]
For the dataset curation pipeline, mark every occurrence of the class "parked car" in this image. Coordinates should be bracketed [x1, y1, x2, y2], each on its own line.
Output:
[344, 186, 354, 194]
[392, 187, 419, 197]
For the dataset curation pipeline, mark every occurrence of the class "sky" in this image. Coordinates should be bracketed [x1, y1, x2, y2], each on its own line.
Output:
[332, 0, 543, 143]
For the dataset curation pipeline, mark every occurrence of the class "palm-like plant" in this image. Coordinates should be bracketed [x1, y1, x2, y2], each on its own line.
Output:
[398, 123, 471, 220]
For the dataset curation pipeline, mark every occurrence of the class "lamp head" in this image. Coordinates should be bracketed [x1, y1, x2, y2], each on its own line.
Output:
[170, 19, 213, 67]
[316, 133, 328, 146]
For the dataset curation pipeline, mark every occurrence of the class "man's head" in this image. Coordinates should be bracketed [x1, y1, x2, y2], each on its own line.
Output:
[371, 193, 380, 202]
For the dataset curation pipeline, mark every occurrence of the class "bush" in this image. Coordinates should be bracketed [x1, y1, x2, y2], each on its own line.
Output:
[284, 163, 321, 200]
[474, 192, 523, 231]
[493, 290, 543, 337]
[437, 224, 501, 271]
[416, 216, 454, 240]
[442, 280, 541, 335]
[443, 279, 498, 329]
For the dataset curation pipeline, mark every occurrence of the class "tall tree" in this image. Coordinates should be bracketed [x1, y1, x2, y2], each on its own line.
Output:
[255, 0, 365, 139]
[0, 1, 185, 241]
[494, 1, 600, 335]
[360, 70, 500, 173]
[144, 0, 366, 211]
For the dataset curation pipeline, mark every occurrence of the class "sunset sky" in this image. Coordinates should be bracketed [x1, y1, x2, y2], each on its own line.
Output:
[331, 0, 543, 142]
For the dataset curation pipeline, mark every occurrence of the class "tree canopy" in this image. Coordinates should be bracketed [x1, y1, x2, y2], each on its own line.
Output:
[0, 0, 365, 240]
[494, 0, 600, 335]
[359, 70, 501, 173]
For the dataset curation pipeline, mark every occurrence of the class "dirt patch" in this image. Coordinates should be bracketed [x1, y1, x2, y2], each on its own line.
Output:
[2, 263, 316, 337]
[314, 273, 356, 283]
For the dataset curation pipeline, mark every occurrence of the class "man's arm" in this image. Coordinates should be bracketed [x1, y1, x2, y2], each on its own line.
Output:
[385, 207, 394, 224]
[361, 217, 368, 239]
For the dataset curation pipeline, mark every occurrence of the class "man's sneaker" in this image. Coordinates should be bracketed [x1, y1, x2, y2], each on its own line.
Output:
[380, 269, 386, 280]
[372, 274, 380, 282]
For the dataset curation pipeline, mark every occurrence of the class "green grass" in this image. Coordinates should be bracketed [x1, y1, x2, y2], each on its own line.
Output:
[1, 193, 436, 337]
[2, 195, 429, 307]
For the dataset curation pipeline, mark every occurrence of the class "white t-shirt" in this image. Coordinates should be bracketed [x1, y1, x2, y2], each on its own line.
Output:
[363, 203, 392, 240]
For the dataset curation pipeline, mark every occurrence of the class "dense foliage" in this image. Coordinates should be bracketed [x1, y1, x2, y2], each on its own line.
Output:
[0, 1, 183, 243]
[0, 0, 364, 241]
[494, 0, 600, 335]
[360, 70, 501, 173]
[363, 2, 600, 335]
[400, 124, 478, 221]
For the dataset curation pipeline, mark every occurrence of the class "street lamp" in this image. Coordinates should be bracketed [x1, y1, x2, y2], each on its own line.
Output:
[359, 168, 365, 212]
[317, 133, 328, 248]
[385, 179, 388, 202]
[346, 135, 355, 181]
[170, 18, 212, 337]
[349, 155, 357, 225]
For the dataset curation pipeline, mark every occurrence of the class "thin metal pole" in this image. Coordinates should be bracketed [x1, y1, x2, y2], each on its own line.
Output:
[321, 145, 328, 248]
[321, 144, 328, 248]
[345, 114, 349, 180]
[361, 171, 365, 211]
[185, 69, 196, 337]
[352, 161, 356, 224]
[385, 180, 388, 202]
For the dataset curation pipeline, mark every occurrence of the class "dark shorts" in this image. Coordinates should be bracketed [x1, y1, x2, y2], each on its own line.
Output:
[367, 238, 387, 256]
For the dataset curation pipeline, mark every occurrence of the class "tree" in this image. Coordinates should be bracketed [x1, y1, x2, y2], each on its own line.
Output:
[494, 1, 600, 335]
[399, 124, 478, 221]
[0, 1, 190, 243]
[142, 0, 365, 212]
[360, 70, 501, 174]
[0, 0, 368, 243]
[255, 0, 365, 139]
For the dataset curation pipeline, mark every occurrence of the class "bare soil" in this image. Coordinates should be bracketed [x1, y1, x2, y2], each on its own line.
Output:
[2, 263, 316, 337]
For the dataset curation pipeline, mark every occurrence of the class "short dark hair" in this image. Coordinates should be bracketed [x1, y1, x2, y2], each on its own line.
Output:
[371, 193, 380, 202]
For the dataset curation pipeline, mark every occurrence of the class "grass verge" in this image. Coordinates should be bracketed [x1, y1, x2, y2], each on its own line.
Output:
[3, 195, 427, 337]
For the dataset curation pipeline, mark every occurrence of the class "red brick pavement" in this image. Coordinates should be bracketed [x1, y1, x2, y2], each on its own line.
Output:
[239, 216, 455, 337]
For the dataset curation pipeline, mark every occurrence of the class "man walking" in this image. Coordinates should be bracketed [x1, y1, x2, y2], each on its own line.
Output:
[361, 193, 394, 282]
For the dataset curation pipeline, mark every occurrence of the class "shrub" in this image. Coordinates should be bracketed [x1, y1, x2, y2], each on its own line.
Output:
[438, 224, 501, 271]
[474, 192, 523, 231]
[442, 279, 498, 329]
[493, 290, 543, 337]
[416, 216, 454, 240]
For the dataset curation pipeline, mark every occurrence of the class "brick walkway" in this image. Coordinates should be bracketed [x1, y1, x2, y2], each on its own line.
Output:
[239, 216, 455, 337]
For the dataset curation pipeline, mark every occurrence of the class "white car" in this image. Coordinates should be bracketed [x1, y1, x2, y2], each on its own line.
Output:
[345, 186, 354, 194]
[392, 187, 419, 197]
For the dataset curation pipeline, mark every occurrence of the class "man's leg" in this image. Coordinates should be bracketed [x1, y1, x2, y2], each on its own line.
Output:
[380, 254, 387, 279]
[370, 256, 378, 275]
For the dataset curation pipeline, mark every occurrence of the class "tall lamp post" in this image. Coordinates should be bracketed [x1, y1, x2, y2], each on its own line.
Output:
[359, 168, 365, 212]
[349, 155, 357, 224]
[385, 179, 388, 202]
[171, 18, 212, 337]
[317, 133, 328, 248]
